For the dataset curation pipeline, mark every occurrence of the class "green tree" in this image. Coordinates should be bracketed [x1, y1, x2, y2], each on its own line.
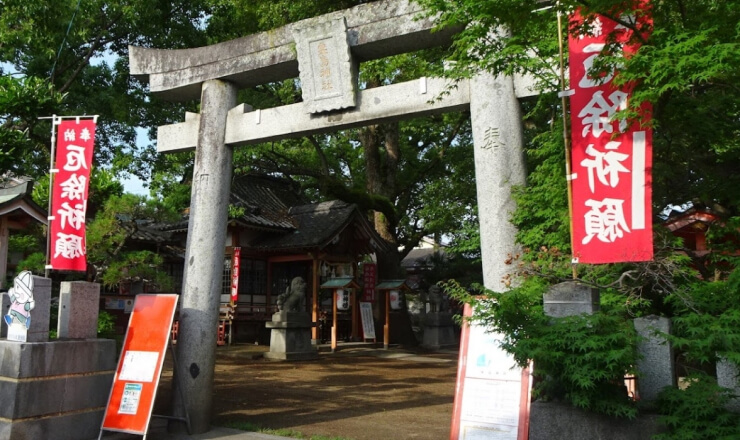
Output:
[86, 193, 178, 290]
[417, 0, 740, 262]
[0, 0, 210, 179]
[417, 0, 740, 427]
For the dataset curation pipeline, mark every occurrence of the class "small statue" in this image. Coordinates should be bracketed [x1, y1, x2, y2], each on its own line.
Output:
[277, 276, 307, 312]
[5, 271, 35, 329]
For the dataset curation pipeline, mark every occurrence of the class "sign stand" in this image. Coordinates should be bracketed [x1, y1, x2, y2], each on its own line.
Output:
[146, 344, 192, 433]
[450, 303, 532, 440]
[98, 294, 189, 439]
[359, 302, 376, 343]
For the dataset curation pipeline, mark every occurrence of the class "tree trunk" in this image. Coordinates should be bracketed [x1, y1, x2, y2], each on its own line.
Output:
[360, 120, 416, 346]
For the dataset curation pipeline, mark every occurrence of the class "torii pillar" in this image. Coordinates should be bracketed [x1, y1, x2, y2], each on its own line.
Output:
[171, 80, 237, 433]
[470, 70, 527, 291]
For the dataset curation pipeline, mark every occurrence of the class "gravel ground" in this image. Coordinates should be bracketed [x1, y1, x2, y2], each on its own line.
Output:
[153, 344, 459, 440]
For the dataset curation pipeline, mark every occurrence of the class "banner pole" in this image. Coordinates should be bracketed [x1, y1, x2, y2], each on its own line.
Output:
[556, 4, 578, 280]
[44, 115, 59, 278]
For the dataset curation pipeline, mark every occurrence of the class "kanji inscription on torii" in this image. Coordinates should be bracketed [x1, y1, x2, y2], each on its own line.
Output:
[293, 17, 357, 114]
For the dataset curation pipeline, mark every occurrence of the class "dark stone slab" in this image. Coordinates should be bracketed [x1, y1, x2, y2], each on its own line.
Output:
[0, 339, 116, 378]
[529, 401, 665, 440]
[543, 281, 600, 318]
[0, 339, 115, 437]
[0, 408, 104, 440]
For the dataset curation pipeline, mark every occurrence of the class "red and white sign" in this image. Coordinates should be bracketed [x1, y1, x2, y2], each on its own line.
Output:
[101, 294, 178, 436]
[49, 118, 96, 271]
[451, 303, 531, 440]
[231, 247, 241, 303]
[568, 6, 653, 264]
[362, 263, 376, 302]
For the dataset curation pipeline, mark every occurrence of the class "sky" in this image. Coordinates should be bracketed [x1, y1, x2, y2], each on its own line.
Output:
[120, 127, 152, 196]
[122, 174, 149, 196]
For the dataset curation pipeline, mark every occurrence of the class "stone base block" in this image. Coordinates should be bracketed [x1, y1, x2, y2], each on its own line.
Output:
[529, 401, 664, 440]
[421, 312, 458, 350]
[0, 339, 116, 440]
[266, 313, 318, 361]
[0, 408, 104, 440]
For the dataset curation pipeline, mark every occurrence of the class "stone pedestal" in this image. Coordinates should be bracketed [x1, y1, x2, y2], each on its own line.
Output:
[0, 339, 116, 440]
[264, 312, 318, 361]
[58, 281, 100, 339]
[634, 315, 674, 402]
[421, 312, 458, 350]
[543, 281, 600, 318]
[717, 357, 740, 412]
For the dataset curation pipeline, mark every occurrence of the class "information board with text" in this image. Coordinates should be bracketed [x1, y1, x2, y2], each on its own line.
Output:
[100, 294, 178, 436]
[359, 302, 376, 341]
[450, 303, 531, 440]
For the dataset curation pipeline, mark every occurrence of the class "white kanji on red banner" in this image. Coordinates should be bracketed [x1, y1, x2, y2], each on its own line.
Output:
[231, 247, 241, 303]
[50, 119, 96, 271]
[568, 6, 653, 264]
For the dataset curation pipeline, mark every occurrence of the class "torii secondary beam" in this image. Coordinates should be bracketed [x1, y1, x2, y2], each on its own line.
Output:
[156, 75, 537, 153]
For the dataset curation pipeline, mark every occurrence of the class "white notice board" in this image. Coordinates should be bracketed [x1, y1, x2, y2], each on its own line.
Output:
[359, 302, 376, 341]
[451, 303, 532, 440]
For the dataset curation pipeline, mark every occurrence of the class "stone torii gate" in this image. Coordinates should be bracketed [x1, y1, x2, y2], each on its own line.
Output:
[130, 0, 534, 434]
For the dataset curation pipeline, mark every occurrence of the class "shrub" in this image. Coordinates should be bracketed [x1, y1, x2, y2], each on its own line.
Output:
[444, 278, 640, 418]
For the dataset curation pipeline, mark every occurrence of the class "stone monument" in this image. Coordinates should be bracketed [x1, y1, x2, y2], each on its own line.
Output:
[421, 285, 458, 350]
[633, 315, 675, 402]
[57, 281, 100, 339]
[543, 281, 600, 318]
[264, 277, 318, 361]
[0, 276, 115, 440]
[717, 357, 740, 412]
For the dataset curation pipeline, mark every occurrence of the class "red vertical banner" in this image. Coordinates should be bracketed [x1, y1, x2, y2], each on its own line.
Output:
[49, 118, 96, 271]
[231, 247, 241, 303]
[362, 263, 376, 302]
[568, 6, 653, 264]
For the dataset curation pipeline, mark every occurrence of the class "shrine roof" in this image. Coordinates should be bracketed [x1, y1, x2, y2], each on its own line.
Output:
[229, 175, 306, 230]
[251, 200, 389, 255]
[0, 179, 47, 226]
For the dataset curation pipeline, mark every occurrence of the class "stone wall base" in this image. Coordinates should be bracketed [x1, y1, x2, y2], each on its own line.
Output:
[0, 339, 116, 440]
[529, 401, 665, 440]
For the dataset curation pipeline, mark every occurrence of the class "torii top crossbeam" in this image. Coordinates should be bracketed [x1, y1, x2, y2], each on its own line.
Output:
[130, 0, 458, 101]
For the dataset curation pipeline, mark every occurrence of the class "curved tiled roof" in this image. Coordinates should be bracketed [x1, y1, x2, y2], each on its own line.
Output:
[252, 200, 389, 255]
[229, 175, 306, 230]
[0, 180, 47, 226]
[151, 174, 389, 256]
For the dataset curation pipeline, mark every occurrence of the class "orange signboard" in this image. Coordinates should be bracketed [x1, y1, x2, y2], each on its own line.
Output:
[100, 294, 178, 436]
